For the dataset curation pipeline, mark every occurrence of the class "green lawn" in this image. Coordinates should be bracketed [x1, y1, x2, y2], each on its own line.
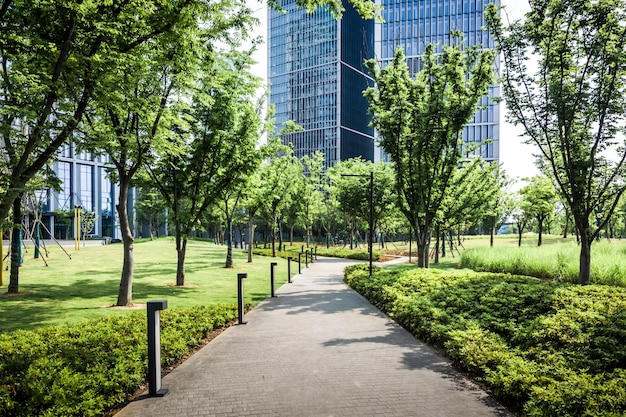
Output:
[0, 238, 294, 333]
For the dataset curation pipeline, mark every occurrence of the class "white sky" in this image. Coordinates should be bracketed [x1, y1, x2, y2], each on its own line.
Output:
[245, 0, 538, 185]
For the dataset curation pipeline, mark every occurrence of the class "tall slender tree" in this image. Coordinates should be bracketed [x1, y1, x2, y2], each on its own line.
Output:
[364, 42, 494, 267]
[486, 1, 626, 284]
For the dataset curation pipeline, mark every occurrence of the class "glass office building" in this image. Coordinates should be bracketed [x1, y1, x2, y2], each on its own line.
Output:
[268, 0, 375, 169]
[376, 0, 500, 162]
[269, 0, 500, 167]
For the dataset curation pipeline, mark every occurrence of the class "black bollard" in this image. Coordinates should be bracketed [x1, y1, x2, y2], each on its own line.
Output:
[147, 300, 168, 397]
[270, 262, 277, 297]
[305, 250, 309, 268]
[237, 273, 247, 325]
[287, 256, 292, 283]
[298, 253, 302, 274]
[315, 246, 318, 260]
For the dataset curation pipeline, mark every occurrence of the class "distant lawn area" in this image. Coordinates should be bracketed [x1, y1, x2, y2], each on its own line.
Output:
[0, 238, 294, 333]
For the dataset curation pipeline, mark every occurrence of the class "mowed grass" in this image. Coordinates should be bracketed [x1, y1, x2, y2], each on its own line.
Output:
[0, 238, 294, 333]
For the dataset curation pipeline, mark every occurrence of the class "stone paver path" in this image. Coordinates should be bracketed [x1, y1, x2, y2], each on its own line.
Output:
[115, 257, 511, 417]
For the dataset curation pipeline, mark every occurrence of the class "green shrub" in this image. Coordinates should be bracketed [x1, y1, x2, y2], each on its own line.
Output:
[0, 304, 238, 417]
[344, 266, 626, 415]
[253, 247, 382, 261]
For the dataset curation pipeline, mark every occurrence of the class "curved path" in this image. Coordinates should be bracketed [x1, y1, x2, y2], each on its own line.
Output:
[116, 257, 511, 417]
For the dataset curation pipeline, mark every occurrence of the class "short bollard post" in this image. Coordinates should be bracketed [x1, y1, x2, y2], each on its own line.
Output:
[287, 257, 292, 283]
[270, 262, 277, 297]
[238, 273, 247, 325]
[147, 300, 168, 397]
[305, 250, 309, 268]
[310, 248, 314, 264]
[301, 245, 304, 253]
[298, 253, 302, 274]
[315, 246, 318, 260]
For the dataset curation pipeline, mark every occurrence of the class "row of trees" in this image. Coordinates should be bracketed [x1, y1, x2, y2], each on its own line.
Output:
[0, 0, 378, 303]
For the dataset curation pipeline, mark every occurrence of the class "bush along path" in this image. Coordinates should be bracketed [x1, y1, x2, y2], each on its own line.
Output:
[0, 304, 239, 417]
[345, 264, 626, 416]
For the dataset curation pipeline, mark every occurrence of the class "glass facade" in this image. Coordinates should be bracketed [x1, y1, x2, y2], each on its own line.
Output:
[376, 0, 500, 162]
[268, 0, 375, 169]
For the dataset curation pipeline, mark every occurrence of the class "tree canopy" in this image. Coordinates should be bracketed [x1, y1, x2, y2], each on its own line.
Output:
[486, 0, 626, 284]
[364, 42, 494, 267]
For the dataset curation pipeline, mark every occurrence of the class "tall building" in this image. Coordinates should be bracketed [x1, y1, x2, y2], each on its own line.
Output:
[268, 0, 500, 166]
[376, 0, 500, 162]
[268, 0, 375, 169]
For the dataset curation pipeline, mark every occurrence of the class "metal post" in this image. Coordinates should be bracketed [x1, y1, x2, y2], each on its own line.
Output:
[34, 222, 40, 259]
[315, 246, 318, 260]
[298, 253, 302, 274]
[147, 300, 168, 397]
[310, 248, 314, 264]
[237, 273, 247, 324]
[305, 250, 309, 268]
[287, 256, 292, 283]
[270, 262, 277, 297]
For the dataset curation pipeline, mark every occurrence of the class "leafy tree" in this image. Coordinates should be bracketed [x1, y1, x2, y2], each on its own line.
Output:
[434, 158, 499, 261]
[135, 186, 168, 240]
[519, 176, 557, 246]
[364, 42, 494, 267]
[486, 1, 626, 284]
[148, 49, 264, 286]
[512, 193, 530, 247]
[327, 158, 396, 251]
[300, 152, 326, 247]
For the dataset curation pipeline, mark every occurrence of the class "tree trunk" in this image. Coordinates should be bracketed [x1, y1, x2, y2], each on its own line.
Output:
[537, 216, 543, 246]
[116, 179, 134, 306]
[270, 217, 276, 257]
[416, 226, 430, 268]
[579, 235, 591, 285]
[278, 218, 284, 252]
[563, 213, 569, 238]
[8, 197, 22, 293]
[176, 231, 187, 286]
[225, 217, 233, 268]
[434, 225, 440, 264]
[490, 216, 495, 247]
[517, 222, 524, 247]
[247, 212, 254, 263]
[290, 225, 294, 246]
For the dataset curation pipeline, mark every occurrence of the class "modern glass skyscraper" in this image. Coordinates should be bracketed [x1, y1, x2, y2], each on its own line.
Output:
[268, 0, 500, 167]
[268, 0, 375, 169]
[376, 0, 500, 162]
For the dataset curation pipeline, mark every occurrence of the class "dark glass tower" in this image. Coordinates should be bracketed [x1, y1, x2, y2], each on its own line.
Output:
[376, 0, 501, 162]
[268, 0, 375, 169]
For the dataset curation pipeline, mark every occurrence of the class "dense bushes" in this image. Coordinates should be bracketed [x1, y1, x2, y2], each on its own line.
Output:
[252, 246, 381, 261]
[345, 264, 626, 416]
[0, 304, 238, 417]
[461, 241, 626, 286]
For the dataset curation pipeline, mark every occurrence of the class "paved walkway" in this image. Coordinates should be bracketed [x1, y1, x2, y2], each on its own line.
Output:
[115, 257, 511, 417]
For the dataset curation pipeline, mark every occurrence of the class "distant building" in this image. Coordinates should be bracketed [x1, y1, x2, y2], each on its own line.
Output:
[41, 143, 127, 240]
[268, 0, 500, 167]
[375, 0, 501, 163]
[268, 0, 375, 169]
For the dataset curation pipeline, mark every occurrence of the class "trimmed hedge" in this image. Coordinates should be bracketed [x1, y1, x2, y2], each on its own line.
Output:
[0, 304, 239, 417]
[252, 247, 382, 261]
[345, 265, 626, 416]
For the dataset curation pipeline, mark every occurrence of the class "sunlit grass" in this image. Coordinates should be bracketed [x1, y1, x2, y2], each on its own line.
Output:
[0, 238, 294, 333]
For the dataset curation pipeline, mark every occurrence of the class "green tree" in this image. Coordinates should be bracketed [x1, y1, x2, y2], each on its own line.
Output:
[327, 158, 396, 251]
[300, 152, 326, 247]
[486, 1, 626, 284]
[364, 42, 494, 267]
[148, 49, 264, 286]
[519, 176, 557, 246]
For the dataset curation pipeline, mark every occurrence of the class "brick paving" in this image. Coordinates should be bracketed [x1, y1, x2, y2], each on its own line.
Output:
[115, 257, 512, 417]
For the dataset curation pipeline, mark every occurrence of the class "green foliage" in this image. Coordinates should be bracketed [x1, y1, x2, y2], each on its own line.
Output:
[485, 0, 626, 283]
[345, 266, 626, 415]
[252, 247, 382, 261]
[461, 241, 626, 286]
[364, 40, 494, 267]
[0, 304, 238, 417]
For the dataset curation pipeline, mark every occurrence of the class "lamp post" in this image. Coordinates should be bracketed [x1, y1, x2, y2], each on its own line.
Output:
[341, 172, 374, 278]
